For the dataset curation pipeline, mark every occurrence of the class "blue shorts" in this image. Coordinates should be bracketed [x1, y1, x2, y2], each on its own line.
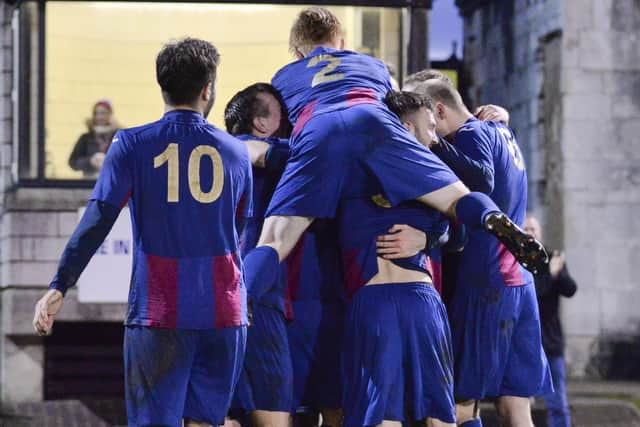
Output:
[233, 304, 293, 412]
[342, 283, 455, 427]
[288, 300, 346, 412]
[267, 104, 458, 219]
[449, 282, 553, 399]
[124, 325, 246, 427]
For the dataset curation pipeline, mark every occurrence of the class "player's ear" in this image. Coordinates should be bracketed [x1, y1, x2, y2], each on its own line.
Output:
[202, 82, 213, 102]
[253, 116, 267, 135]
[437, 103, 446, 120]
[402, 120, 413, 134]
[294, 47, 305, 60]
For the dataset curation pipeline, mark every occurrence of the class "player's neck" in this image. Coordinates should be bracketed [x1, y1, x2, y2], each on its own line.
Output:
[305, 41, 342, 56]
[164, 104, 202, 116]
[452, 110, 474, 132]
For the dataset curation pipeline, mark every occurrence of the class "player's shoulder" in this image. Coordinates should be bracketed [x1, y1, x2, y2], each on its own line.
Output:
[458, 117, 498, 141]
[209, 127, 250, 162]
[116, 119, 165, 143]
[457, 117, 486, 133]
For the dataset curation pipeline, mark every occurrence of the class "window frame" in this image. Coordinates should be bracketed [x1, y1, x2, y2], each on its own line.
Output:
[12, 0, 428, 188]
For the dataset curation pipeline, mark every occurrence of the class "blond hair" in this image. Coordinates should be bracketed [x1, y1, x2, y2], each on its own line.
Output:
[289, 7, 342, 56]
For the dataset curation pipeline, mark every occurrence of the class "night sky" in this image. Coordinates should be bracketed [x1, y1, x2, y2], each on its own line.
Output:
[429, 0, 463, 60]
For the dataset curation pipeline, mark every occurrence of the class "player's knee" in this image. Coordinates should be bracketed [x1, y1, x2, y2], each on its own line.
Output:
[251, 410, 292, 427]
[495, 396, 533, 427]
[455, 400, 479, 424]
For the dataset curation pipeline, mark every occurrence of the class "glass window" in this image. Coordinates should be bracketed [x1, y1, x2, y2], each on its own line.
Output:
[16, 1, 404, 181]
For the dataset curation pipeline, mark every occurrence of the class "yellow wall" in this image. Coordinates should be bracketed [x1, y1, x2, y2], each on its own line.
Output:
[45, 2, 393, 178]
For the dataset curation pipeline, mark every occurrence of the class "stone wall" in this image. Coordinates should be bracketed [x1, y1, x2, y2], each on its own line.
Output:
[457, 0, 562, 211]
[560, 0, 640, 377]
[0, 0, 13, 404]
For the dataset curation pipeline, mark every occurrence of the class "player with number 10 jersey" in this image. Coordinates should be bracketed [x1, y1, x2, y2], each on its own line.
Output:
[36, 38, 252, 427]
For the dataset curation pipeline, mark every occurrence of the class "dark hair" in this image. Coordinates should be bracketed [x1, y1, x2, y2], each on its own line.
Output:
[224, 83, 291, 137]
[156, 38, 220, 106]
[290, 7, 342, 55]
[404, 69, 452, 88]
[384, 91, 433, 120]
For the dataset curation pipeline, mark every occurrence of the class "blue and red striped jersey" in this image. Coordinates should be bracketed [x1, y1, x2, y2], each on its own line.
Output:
[271, 47, 392, 134]
[91, 110, 252, 329]
[451, 118, 533, 287]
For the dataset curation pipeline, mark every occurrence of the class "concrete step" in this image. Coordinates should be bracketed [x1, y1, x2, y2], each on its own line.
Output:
[2, 396, 639, 426]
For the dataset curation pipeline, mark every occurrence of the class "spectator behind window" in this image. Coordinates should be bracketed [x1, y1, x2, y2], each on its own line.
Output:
[68, 99, 120, 178]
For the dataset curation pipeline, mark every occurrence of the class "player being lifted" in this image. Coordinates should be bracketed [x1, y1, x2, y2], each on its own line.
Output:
[414, 78, 553, 427]
[243, 7, 547, 427]
[33, 38, 252, 427]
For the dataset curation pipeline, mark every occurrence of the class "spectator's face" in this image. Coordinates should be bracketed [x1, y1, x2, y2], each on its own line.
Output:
[256, 92, 283, 138]
[94, 105, 112, 126]
[524, 215, 542, 240]
[404, 107, 438, 149]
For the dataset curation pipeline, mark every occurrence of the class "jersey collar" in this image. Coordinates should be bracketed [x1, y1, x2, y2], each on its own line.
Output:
[308, 46, 338, 57]
[163, 109, 208, 124]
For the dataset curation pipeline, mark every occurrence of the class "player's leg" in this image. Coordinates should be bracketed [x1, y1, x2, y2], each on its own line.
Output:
[258, 215, 314, 261]
[398, 284, 456, 427]
[251, 410, 292, 427]
[221, 417, 243, 427]
[124, 327, 196, 427]
[359, 106, 546, 274]
[183, 326, 247, 427]
[416, 187, 547, 274]
[454, 400, 481, 426]
[184, 419, 214, 427]
[243, 215, 313, 306]
[494, 396, 533, 427]
[496, 285, 552, 427]
[243, 305, 293, 427]
[375, 421, 401, 427]
[341, 285, 404, 427]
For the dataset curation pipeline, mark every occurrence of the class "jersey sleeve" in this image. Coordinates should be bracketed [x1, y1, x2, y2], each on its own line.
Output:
[264, 139, 290, 175]
[90, 130, 133, 208]
[435, 128, 495, 194]
[236, 156, 254, 235]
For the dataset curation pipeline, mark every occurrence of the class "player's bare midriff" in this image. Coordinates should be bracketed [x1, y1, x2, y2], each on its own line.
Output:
[365, 257, 433, 287]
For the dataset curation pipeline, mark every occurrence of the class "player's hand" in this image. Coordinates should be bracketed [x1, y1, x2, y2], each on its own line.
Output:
[474, 104, 510, 125]
[33, 289, 64, 336]
[376, 224, 426, 259]
[90, 152, 106, 169]
[549, 250, 565, 278]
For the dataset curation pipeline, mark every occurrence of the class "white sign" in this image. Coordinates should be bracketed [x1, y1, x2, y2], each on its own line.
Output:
[77, 207, 133, 303]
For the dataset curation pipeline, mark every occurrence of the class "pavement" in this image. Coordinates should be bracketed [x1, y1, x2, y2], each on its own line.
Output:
[2, 381, 640, 426]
